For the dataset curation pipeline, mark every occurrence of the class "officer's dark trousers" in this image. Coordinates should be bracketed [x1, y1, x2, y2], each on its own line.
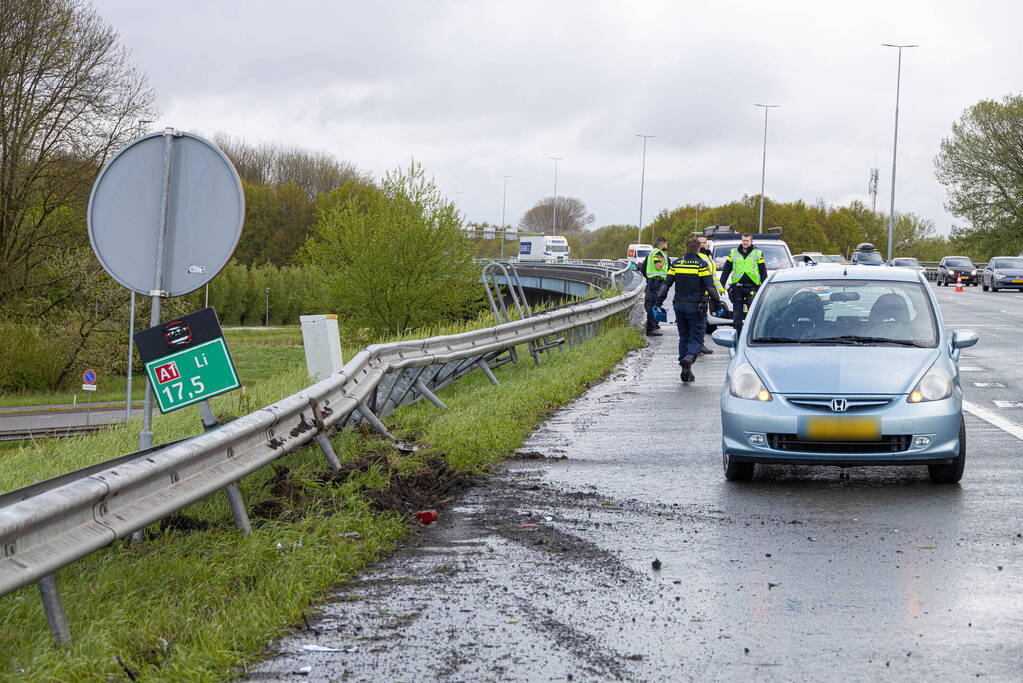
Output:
[674, 303, 705, 362]
[729, 284, 757, 330]
[644, 278, 662, 331]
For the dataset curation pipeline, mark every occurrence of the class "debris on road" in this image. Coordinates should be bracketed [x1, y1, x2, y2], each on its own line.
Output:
[415, 510, 439, 524]
[651, 558, 662, 570]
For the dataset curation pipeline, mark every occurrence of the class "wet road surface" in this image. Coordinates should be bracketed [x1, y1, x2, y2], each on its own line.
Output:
[250, 282, 1022, 681]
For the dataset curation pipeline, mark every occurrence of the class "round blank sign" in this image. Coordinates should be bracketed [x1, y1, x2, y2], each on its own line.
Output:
[87, 130, 244, 296]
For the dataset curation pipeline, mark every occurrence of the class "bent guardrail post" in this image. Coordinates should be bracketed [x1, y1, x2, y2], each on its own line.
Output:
[476, 358, 499, 385]
[308, 399, 342, 471]
[413, 378, 447, 410]
[37, 573, 71, 646]
[199, 401, 251, 535]
[356, 399, 394, 440]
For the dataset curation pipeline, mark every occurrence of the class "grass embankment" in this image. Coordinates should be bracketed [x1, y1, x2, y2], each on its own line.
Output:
[0, 321, 643, 681]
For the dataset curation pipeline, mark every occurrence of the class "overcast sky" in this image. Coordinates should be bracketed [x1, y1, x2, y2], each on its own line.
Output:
[97, 0, 1023, 235]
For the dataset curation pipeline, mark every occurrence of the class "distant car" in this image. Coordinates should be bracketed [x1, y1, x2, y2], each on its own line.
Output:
[888, 257, 927, 278]
[712, 264, 978, 483]
[936, 256, 978, 286]
[626, 243, 653, 270]
[850, 243, 884, 266]
[792, 252, 828, 267]
[981, 256, 1023, 292]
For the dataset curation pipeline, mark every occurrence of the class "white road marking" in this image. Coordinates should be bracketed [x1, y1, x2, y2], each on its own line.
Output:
[963, 400, 1023, 441]
[974, 382, 1005, 387]
[959, 366, 984, 371]
[992, 400, 1023, 409]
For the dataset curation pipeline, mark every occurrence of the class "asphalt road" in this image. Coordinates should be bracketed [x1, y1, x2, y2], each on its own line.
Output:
[252, 281, 1021, 681]
[0, 406, 140, 433]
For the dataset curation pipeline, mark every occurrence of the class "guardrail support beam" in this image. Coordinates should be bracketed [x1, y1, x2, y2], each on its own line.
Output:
[307, 399, 342, 471]
[477, 359, 499, 385]
[357, 399, 394, 440]
[413, 378, 447, 409]
[38, 574, 71, 647]
[224, 483, 252, 534]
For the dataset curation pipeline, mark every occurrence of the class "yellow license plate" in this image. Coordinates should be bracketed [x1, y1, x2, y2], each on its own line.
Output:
[1013, 280, 1023, 284]
[800, 417, 881, 442]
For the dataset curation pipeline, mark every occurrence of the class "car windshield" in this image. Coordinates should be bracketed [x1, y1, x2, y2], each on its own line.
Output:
[855, 251, 883, 263]
[547, 245, 569, 253]
[634, 249, 651, 258]
[749, 280, 938, 347]
[946, 258, 973, 268]
[713, 243, 793, 270]
[892, 258, 921, 267]
[821, 255, 846, 263]
[992, 258, 1023, 269]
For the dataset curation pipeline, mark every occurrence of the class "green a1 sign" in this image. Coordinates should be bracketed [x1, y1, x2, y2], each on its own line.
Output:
[134, 307, 240, 414]
[145, 338, 240, 413]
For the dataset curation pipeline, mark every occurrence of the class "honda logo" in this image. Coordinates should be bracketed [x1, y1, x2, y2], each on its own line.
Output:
[831, 398, 848, 412]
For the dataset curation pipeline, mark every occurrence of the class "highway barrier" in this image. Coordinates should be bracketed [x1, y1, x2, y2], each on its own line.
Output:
[0, 262, 642, 645]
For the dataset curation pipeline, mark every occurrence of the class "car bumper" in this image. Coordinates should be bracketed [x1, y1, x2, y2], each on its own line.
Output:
[721, 392, 962, 466]
[992, 278, 1023, 289]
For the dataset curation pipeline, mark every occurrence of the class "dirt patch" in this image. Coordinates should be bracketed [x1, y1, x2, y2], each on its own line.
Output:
[160, 514, 223, 533]
[364, 455, 475, 516]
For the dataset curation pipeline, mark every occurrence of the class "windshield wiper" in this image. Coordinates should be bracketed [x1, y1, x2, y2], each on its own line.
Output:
[810, 335, 928, 347]
[751, 337, 800, 344]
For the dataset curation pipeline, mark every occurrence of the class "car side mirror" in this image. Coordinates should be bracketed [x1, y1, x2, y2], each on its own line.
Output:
[712, 328, 737, 348]
[951, 329, 979, 350]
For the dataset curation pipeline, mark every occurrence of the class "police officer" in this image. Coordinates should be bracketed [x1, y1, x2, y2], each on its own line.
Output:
[643, 237, 669, 336]
[657, 237, 723, 383]
[719, 233, 767, 333]
[696, 236, 725, 355]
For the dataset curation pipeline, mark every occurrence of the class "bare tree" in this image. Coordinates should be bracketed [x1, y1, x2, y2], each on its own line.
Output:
[0, 0, 155, 308]
[212, 133, 368, 198]
[519, 196, 595, 234]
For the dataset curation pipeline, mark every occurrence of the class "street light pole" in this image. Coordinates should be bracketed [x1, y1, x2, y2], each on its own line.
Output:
[636, 134, 654, 243]
[499, 175, 511, 259]
[882, 43, 918, 262]
[453, 190, 463, 213]
[754, 104, 780, 234]
[264, 287, 270, 327]
[548, 156, 562, 236]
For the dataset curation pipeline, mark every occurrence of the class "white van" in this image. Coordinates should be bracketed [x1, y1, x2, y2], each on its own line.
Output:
[518, 235, 571, 263]
[626, 243, 653, 269]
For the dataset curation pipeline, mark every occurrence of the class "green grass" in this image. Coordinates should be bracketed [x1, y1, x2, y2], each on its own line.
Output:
[0, 319, 644, 681]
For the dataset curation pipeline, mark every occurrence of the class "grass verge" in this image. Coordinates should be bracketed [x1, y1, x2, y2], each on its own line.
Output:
[0, 321, 643, 681]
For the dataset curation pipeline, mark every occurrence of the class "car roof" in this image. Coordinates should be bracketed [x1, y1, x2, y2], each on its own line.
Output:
[769, 264, 923, 283]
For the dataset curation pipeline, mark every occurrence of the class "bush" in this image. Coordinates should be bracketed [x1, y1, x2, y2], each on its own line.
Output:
[0, 326, 64, 392]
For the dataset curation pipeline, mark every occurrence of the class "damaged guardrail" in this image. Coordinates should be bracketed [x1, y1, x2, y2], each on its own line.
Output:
[0, 263, 642, 645]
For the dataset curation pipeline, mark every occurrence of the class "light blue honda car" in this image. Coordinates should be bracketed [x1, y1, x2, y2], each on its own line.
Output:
[712, 265, 978, 483]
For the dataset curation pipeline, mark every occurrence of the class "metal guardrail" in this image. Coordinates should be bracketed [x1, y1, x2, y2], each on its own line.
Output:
[0, 262, 643, 645]
[0, 424, 119, 442]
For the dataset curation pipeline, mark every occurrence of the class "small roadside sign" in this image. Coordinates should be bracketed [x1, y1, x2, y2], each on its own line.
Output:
[82, 369, 97, 385]
[82, 384, 98, 392]
[134, 307, 240, 414]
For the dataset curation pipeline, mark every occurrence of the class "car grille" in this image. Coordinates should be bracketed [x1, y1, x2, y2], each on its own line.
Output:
[784, 396, 895, 412]
[767, 434, 911, 454]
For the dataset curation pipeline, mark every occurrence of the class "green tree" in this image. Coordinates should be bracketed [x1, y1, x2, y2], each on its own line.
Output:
[300, 161, 481, 337]
[935, 94, 1023, 258]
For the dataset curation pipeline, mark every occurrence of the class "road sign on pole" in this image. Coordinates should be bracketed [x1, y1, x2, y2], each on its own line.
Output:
[82, 370, 97, 385]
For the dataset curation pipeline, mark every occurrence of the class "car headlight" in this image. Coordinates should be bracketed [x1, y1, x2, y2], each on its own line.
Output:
[995, 273, 1006, 279]
[908, 362, 953, 403]
[971, 269, 977, 275]
[729, 362, 772, 401]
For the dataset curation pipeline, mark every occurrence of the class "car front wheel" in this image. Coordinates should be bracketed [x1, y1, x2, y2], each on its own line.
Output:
[929, 417, 966, 483]
[723, 452, 755, 481]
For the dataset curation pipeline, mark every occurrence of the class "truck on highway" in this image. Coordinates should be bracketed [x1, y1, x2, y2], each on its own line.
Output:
[518, 235, 571, 263]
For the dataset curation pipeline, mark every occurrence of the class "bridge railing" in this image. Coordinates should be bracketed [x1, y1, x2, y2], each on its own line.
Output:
[0, 262, 643, 645]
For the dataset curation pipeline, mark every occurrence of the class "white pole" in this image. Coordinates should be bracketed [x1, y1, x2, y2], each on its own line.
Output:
[883, 43, 917, 262]
[636, 134, 654, 243]
[548, 156, 562, 235]
[125, 291, 135, 422]
[499, 175, 510, 259]
[754, 104, 779, 234]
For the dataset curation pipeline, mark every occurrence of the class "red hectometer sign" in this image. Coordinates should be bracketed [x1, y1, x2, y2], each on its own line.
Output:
[154, 361, 180, 384]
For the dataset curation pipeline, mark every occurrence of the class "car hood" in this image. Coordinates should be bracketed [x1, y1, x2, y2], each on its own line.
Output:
[744, 346, 940, 394]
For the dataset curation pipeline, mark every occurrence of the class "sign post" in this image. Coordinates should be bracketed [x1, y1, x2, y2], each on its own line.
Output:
[81, 369, 97, 426]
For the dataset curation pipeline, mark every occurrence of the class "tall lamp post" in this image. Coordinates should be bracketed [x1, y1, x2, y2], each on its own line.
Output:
[636, 134, 654, 243]
[754, 104, 780, 234]
[499, 174, 511, 259]
[264, 287, 270, 327]
[548, 156, 562, 235]
[882, 43, 918, 262]
[453, 190, 463, 213]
